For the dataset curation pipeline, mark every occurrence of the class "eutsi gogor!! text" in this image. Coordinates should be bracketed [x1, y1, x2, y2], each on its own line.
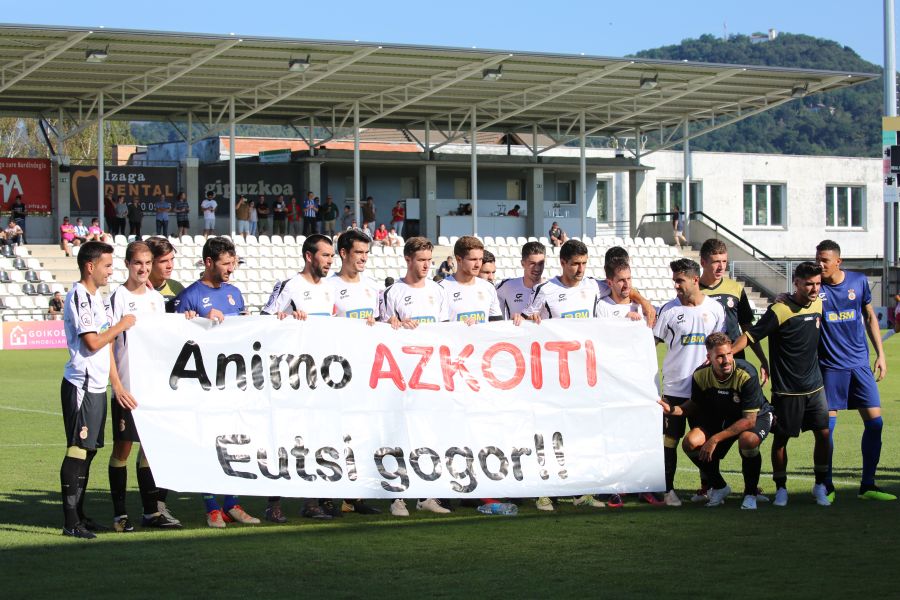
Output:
[167, 337, 599, 493]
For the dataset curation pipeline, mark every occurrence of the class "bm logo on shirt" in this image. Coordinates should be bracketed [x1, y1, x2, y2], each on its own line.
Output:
[346, 308, 374, 319]
[680, 333, 706, 345]
[413, 316, 436, 324]
[826, 310, 856, 322]
[561, 309, 590, 319]
[455, 311, 486, 323]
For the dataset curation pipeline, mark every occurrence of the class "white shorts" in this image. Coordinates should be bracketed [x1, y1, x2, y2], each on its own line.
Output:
[237, 220, 250, 234]
[204, 215, 216, 230]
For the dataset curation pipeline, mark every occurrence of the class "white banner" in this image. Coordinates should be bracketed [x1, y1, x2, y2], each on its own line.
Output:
[127, 315, 663, 498]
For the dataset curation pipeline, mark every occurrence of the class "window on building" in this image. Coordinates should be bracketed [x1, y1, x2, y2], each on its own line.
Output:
[596, 180, 611, 224]
[343, 176, 366, 202]
[743, 183, 785, 227]
[825, 185, 864, 228]
[556, 180, 575, 204]
[453, 177, 470, 200]
[656, 181, 701, 221]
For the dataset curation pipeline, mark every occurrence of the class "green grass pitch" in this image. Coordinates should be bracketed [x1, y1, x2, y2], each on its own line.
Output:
[1, 342, 899, 598]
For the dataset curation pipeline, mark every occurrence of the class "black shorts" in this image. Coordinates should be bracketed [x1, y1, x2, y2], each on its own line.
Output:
[177, 219, 190, 228]
[772, 389, 828, 438]
[696, 412, 774, 460]
[60, 379, 107, 450]
[663, 395, 689, 439]
[111, 396, 140, 443]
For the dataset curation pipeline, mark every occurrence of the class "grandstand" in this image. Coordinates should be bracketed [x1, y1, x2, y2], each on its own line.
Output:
[0, 234, 696, 320]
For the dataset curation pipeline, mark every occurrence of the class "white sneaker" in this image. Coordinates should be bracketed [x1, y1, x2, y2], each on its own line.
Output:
[573, 494, 605, 508]
[812, 483, 832, 506]
[706, 485, 731, 507]
[157, 501, 181, 525]
[663, 490, 682, 507]
[390, 499, 409, 517]
[416, 498, 451, 514]
[535, 496, 555, 511]
[773, 487, 788, 507]
[741, 495, 758, 510]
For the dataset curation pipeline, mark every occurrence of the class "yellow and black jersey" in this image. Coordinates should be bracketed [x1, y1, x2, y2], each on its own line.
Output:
[155, 278, 185, 313]
[691, 358, 772, 429]
[701, 277, 754, 341]
[746, 296, 823, 395]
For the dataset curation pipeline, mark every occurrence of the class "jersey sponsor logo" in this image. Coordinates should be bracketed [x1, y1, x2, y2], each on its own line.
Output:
[455, 311, 486, 323]
[680, 333, 706, 345]
[825, 309, 856, 322]
[561, 309, 590, 319]
[345, 308, 374, 319]
[412, 316, 436, 323]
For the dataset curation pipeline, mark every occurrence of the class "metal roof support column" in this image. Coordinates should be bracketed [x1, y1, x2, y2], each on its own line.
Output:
[354, 102, 361, 228]
[471, 107, 478, 237]
[229, 97, 236, 236]
[885, 0, 896, 305]
[57, 107, 65, 158]
[424, 120, 431, 152]
[580, 111, 587, 239]
[97, 94, 105, 231]
[683, 119, 691, 244]
[187, 112, 193, 158]
[309, 117, 315, 156]
[532, 123, 538, 159]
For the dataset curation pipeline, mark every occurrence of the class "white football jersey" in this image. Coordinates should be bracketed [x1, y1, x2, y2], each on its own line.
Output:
[380, 278, 447, 324]
[262, 274, 333, 317]
[652, 295, 726, 398]
[597, 295, 643, 319]
[439, 275, 501, 323]
[523, 276, 599, 319]
[109, 284, 166, 389]
[495, 277, 537, 319]
[63, 282, 113, 393]
[329, 273, 380, 320]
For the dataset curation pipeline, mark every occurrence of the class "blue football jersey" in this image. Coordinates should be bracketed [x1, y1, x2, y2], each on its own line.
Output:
[818, 270, 870, 370]
[173, 280, 245, 317]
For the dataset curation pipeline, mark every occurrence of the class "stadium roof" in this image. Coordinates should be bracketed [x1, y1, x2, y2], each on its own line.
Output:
[0, 23, 878, 154]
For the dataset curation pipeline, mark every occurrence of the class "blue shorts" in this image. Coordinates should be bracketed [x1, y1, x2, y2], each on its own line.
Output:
[822, 366, 881, 411]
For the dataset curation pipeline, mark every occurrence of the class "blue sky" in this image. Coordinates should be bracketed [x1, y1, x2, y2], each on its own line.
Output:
[2, 1, 895, 66]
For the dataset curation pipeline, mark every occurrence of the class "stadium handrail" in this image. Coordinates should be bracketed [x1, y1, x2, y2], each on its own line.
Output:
[636, 211, 774, 262]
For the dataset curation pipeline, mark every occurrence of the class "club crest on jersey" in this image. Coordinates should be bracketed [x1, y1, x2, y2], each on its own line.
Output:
[227, 294, 236, 306]
[848, 288, 856, 300]
[79, 426, 88, 439]
[456, 311, 486, 323]
[119, 419, 127, 432]
[727, 297, 735, 308]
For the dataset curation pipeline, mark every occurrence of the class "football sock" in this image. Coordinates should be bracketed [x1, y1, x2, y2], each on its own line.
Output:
[157, 488, 169, 503]
[740, 448, 762, 496]
[773, 472, 787, 490]
[108, 457, 128, 517]
[203, 494, 220, 513]
[60, 456, 84, 528]
[664, 447, 677, 491]
[76, 449, 96, 520]
[861, 416, 883, 487]
[826, 415, 837, 492]
[136, 467, 159, 515]
[814, 464, 828, 485]
[223, 495, 239, 511]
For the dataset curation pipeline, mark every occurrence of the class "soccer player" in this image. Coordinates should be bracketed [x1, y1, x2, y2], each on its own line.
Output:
[652, 258, 726, 506]
[172, 237, 262, 527]
[107, 241, 187, 531]
[517, 239, 606, 511]
[478, 249, 497, 283]
[659, 332, 774, 510]
[695, 238, 770, 503]
[260, 233, 336, 522]
[732, 262, 832, 507]
[380, 236, 450, 516]
[815, 239, 894, 502]
[329, 229, 382, 516]
[440, 236, 502, 325]
[59, 241, 135, 539]
[596, 246, 657, 327]
[496, 241, 546, 319]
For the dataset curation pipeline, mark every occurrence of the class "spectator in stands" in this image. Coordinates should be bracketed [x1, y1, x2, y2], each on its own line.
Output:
[548, 221, 568, 247]
[361, 222, 372, 238]
[272, 195, 287, 235]
[437, 255, 455, 279]
[479, 250, 497, 283]
[236, 195, 251, 241]
[894, 294, 900, 334]
[373, 223, 389, 245]
[362, 196, 376, 230]
[302, 192, 318, 236]
[10, 195, 27, 244]
[341, 205, 353, 231]
[87, 218, 111, 243]
[286, 196, 301, 236]
[387, 227, 402, 247]
[47, 291, 63, 320]
[175, 192, 191, 238]
[128, 198, 143, 239]
[256, 195, 270, 235]
[154, 194, 171, 237]
[321, 196, 338, 237]
[391, 200, 405, 237]
[673, 203, 687, 249]
[249, 200, 259, 236]
[112, 196, 128, 237]
[4, 219, 23, 246]
[507, 204, 521, 217]
[104, 192, 116, 231]
[59, 216, 80, 256]
[201, 191, 218, 237]
[73, 218, 89, 244]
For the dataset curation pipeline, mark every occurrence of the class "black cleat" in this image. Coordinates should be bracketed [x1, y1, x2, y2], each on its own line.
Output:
[113, 516, 135, 532]
[319, 499, 343, 518]
[301, 504, 333, 520]
[142, 513, 183, 529]
[63, 523, 97, 539]
[351, 500, 381, 515]
[80, 516, 110, 532]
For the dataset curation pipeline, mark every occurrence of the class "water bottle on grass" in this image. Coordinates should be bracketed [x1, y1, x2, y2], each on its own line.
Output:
[477, 502, 518, 515]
